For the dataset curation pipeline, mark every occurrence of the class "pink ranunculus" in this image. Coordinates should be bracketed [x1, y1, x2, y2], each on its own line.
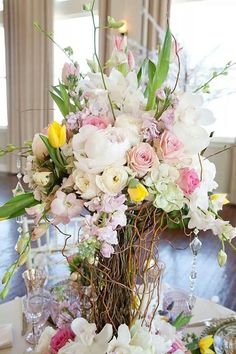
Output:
[62, 63, 80, 85]
[177, 168, 200, 196]
[82, 116, 108, 129]
[100, 242, 115, 258]
[127, 142, 158, 176]
[51, 191, 83, 225]
[50, 327, 75, 354]
[127, 50, 135, 70]
[159, 130, 183, 160]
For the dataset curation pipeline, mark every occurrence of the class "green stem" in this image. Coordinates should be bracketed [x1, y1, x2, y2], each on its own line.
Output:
[90, 1, 116, 120]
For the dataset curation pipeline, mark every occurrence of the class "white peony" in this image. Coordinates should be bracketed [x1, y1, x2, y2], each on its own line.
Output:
[115, 113, 142, 145]
[96, 165, 128, 195]
[36, 326, 56, 354]
[73, 169, 99, 199]
[72, 126, 131, 173]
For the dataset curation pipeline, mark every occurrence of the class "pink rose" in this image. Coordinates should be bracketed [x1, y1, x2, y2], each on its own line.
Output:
[62, 63, 80, 85]
[82, 116, 108, 129]
[128, 142, 158, 176]
[177, 168, 200, 195]
[159, 130, 183, 160]
[50, 327, 75, 354]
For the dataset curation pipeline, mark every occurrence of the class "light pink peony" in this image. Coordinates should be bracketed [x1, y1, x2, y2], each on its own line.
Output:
[62, 63, 80, 85]
[177, 168, 200, 195]
[50, 327, 75, 354]
[127, 142, 158, 176]
[101, 242, 115, 258]
[51, 191, 83, 224]
[82, 116, 108, 129]
[159, 130, 183, 160]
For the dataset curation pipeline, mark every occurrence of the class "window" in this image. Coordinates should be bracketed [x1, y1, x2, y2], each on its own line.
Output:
[54, 0, 98, 120]
[0, 0, 7, 127]
[171, 0, 236, 141]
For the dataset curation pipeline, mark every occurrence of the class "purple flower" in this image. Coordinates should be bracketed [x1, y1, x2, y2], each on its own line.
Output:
[141, 117, 160, 141]
[160, 108, 175, 130]
[66, 112, 81, 131]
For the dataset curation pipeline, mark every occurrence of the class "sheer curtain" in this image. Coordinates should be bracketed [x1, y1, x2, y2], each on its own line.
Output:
[230, 149, 236, 204]
[3, 0, 53, 172]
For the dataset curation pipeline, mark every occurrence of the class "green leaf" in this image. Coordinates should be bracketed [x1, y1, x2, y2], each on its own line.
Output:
[137, 58, 148, 86]
[146, 26, 172, 110]
[40, 135, 66, 172]
[148, 59, 156, 82]
[50, 91, 68, 117]
[64, 46, 73, 57]
[0, 287, 9, 299]
[128, 178, 139, 188]
[107, 16, 124, 29]
[172, 312, 192, 329]
[83, 3, 92, 11]
[0, 193, 39, 220]
[59, 83, 70, 114]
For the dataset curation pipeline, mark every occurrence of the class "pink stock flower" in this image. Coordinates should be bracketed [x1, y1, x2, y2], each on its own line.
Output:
[114, 35, 127, 51]
[50, 327, 75, 354]
[101, 242, 115, 258]
[51, 191, 83, 224]
[127, 50, 135, 70]
[97, 225, 118, 245]
[177, 168, 200, 196]
[169, 338, 187, 353]
[25, 204, 44, 224]
[158, 130, 183, 160]
[160, 108, 175, 130]
[102, 194, 127, 213]
[128, 142, 158, 176]
[82, 116, 108, 129]
[142, 117, 160, 140]
[62, 63, 80, 85]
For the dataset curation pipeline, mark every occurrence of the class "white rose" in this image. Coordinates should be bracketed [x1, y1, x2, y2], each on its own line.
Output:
[32, 133, 49, 160]
[36, 326, 56, 354]
[73, 126, 131, 173]
[96, 166, 128, 195]
[73, 169, 100, 199]
[33, 171, 52, 187]
[172, 121, 210, 155]
[115, 113, 142, 145]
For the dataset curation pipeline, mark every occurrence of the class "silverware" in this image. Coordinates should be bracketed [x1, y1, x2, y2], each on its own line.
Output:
[21, 310, 28, 336]
[188, 315, 236, 329]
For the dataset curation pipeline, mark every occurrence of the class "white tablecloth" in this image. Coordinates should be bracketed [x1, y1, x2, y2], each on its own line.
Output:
[0, 297, 235, 354]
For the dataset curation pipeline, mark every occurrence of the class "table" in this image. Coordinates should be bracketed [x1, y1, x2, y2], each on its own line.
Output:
[0, 297, 235, 354]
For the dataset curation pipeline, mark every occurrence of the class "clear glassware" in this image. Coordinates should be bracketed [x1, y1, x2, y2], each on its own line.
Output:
[162, 288, 196, 321]
[23, 289, 51, 351]
[22, 268, 47, 294]
[214, 323, 236, 354]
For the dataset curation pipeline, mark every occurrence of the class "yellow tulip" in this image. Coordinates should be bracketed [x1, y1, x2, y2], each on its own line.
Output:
[128, 183, 149, 203]
[210, 193, 229, 205]
[48, 121, 66, 148]
[198, 335, 215, 354]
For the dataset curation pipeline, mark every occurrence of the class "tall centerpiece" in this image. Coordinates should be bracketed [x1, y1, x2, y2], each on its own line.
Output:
[0, 1, 236, 352]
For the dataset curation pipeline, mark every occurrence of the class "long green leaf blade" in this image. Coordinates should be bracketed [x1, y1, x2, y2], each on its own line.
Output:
[0, 193, 39, 220]
[50, 91, 68, 117]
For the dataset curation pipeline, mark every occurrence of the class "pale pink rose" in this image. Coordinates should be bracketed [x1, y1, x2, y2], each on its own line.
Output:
[51, 191, 83, 225]
[32, 133, 49, 160]
[50, 327, 75, 354]
[82, 116, 108, 129]
[114, 35, 127, 51]
[177, 168, 200, 195]
[159, 130, 183, 160]
[62, 63, 80, 85]
[127, 50, 135, 70]
[101, 242, 115, 258]
[31, 224, 48, 241]
[127, 142, 158, 176]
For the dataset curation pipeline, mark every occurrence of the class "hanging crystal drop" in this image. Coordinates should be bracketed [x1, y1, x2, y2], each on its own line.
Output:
[189, 229, 202, 309]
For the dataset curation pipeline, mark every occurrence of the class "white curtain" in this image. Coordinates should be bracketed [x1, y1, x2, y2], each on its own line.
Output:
[230, 149, 236, 204]
[4, 0, 54, 172]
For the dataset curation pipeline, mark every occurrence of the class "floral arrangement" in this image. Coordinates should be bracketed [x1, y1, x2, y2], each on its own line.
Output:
[0, 0, 235, 352]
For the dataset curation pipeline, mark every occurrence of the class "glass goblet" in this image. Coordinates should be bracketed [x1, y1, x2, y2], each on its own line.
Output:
[22, 268, 47, 294]
[23, 289, 51, 350]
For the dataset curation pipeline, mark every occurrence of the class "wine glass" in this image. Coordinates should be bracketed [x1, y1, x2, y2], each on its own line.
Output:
[22, 268, 47, 294]
[23, 289, 51, 352]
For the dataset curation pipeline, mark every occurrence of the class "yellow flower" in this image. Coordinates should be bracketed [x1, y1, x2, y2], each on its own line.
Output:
[198, 335, 215, 354]
[210, 193, 229, 205]
[48, 121, 66, 148]
[128, 183, 149, 202]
